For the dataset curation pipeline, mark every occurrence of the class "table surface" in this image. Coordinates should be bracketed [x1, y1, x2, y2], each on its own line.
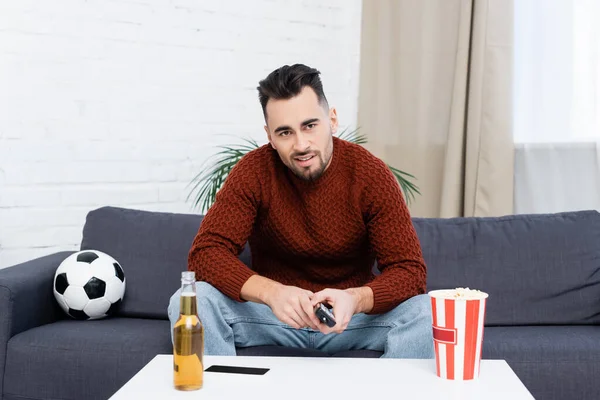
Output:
[109, 355, 535, 400]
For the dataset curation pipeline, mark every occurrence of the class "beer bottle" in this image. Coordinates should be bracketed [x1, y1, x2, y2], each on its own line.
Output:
[173, 271, 204, 390]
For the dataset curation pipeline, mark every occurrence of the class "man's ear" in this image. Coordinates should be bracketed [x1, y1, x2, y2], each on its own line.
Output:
[329, 107, 339, 134]
[264, 125, 275, 149]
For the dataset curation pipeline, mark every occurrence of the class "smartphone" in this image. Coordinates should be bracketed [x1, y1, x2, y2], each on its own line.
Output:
[314, 303, 336, 328]
[205, 365, 270, 375]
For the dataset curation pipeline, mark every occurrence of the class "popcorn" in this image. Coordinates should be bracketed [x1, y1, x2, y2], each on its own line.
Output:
[430, 287, 488, 300]
[452, 287, 483, 298]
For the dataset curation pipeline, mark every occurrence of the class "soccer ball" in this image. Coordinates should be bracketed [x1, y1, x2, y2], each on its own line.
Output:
[53, 250, 126, 320]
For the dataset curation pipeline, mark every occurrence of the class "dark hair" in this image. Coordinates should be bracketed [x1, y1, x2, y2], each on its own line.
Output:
[257, 64, 328, 118]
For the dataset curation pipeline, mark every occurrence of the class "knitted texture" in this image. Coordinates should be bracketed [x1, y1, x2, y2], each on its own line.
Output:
[188, 137, 427, 314]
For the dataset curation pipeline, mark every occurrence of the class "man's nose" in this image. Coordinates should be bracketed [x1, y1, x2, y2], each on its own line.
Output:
[293, 132, 310, 152]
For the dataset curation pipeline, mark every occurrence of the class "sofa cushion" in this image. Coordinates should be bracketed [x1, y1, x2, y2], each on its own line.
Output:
[3, 318, 172, 400]
[3, 316, 380, 400]
[483, 326, 600, 400]
[414, 210, 600, 326]
[80, 206, 252, 319]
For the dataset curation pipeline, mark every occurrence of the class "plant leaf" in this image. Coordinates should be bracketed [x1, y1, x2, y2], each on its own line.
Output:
[188, 128, 421, 211]
[188, 139, 260, 213]
[336, 127, 368, 145]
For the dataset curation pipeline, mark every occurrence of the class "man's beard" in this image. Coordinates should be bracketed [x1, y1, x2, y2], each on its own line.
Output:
[289, 139, 333, 182]
[290, 151, 327, 182]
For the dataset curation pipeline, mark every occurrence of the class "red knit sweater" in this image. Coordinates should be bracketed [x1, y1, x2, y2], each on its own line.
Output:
[188, 137, 427, 314]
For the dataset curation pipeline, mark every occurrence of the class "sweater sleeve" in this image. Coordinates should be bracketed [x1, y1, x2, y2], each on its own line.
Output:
[187, 151, 262, 302]
[362, 158, 427, 314]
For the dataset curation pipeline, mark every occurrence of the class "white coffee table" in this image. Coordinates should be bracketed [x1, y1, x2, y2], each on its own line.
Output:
[109, 355, 534, 399]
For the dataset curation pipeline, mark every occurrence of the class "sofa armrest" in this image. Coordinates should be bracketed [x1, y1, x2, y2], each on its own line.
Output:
[0, 251, 75, 338]
[0, 251, 75, 395]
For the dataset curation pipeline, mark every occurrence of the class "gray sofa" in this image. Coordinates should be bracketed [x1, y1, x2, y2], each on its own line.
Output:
[1, 206, 599, 400]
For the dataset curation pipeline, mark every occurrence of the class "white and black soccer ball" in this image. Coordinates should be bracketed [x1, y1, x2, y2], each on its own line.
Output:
[53, 250, 126, 320]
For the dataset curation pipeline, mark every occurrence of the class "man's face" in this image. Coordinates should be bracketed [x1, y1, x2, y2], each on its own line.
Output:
[264, 86, 338, 182]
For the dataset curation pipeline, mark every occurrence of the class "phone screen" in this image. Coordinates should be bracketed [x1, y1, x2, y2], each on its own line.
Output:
[205, 365, 270, 375]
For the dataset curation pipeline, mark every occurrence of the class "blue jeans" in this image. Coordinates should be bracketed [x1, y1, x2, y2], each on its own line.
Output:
[167, 282, 435, 359]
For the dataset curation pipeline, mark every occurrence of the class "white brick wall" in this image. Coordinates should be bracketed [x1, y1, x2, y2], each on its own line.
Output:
[0, 0, 362, 269]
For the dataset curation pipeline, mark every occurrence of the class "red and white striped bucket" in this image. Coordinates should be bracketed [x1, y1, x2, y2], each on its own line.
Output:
[429, 289, 488, 380]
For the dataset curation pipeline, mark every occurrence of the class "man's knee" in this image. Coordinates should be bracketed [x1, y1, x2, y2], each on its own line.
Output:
[195, 281, 227, 301]
[389, 293, 432, 323]
[406, 294, 432, 318]
[394, 294, 434, 337]
[168, 282, 230, 322]
[383, 294, 434, 359]
[404, 294, 434, 357]
[195, 282, 235, 315]
[406, 295, 434, 336]
[168, 288, 182, 322]
[167, 282, 224, 319]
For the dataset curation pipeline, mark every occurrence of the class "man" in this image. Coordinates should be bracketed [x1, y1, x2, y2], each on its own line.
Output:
[168, 64, 434, 358]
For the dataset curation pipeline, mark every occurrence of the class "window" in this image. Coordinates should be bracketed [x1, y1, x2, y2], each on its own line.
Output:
[513, 0, 600, 143]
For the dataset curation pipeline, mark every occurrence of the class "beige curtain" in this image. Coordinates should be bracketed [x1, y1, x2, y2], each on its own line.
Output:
[358, 0, 514, 218]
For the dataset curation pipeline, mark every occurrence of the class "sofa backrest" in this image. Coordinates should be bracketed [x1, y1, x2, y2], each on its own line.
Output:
[82, 206, 600, 326]
[80, 206, 250, 319]
[414, 210, 600, 326]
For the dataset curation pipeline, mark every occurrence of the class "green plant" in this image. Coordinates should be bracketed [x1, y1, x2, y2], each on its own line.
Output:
[187, 128, 420, 213]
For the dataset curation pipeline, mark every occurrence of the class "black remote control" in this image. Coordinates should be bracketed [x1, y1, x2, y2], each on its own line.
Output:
[315, 303, 336, 328]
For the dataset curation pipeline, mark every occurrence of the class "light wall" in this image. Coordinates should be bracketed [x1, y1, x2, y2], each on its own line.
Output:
[0, 0, 362, 268]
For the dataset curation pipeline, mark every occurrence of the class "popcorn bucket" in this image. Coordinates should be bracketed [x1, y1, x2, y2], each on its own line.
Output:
[429, 289, 488, 380]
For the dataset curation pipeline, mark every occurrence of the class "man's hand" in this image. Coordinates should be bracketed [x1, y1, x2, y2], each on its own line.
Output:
[311, 287, 374, 334]
[264, 285, 322, 330]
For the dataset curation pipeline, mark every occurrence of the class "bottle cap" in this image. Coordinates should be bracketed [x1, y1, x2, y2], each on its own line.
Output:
[181, 271, 195, 284]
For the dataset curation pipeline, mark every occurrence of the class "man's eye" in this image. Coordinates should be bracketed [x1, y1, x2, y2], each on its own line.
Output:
[279, 131, 290, 136]
[306, 124, 316, 129]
